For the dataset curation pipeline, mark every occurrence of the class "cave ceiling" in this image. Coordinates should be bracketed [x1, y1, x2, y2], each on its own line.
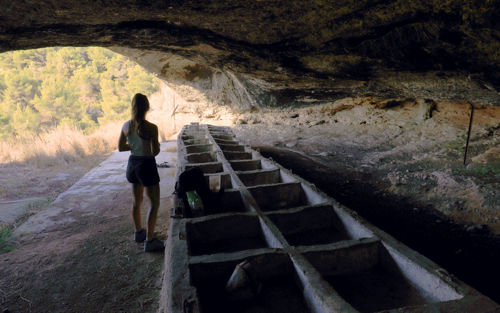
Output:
[1, 0, 499, 106]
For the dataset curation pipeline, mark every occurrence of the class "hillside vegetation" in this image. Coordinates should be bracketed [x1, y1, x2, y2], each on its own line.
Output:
[0, 47, 160, 164]
[0, 47, 160, 138]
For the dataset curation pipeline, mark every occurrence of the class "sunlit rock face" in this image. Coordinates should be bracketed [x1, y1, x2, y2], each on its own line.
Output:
[1, 1, 499, 106]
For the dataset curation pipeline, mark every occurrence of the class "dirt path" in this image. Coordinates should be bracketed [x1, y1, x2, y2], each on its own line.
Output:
[0, 142, 177, 313]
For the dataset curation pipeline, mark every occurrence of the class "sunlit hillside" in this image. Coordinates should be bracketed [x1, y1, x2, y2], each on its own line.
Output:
[0, 46, 238, 167]
[0, 47, 161, 165]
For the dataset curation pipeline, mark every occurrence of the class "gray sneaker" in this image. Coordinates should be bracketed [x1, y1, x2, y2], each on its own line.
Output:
[144, 238, 165, 252]
[134, 229, 146, 243]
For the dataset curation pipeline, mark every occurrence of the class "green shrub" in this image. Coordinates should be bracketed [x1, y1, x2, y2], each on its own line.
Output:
[0, 224, 14, 253]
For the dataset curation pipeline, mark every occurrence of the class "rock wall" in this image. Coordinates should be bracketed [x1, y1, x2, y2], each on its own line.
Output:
[1, 1, 499, 107]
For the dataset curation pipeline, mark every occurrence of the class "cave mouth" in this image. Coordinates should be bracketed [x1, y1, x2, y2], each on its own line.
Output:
[1, 1, 500, 310]
[0, 46, 170, 232]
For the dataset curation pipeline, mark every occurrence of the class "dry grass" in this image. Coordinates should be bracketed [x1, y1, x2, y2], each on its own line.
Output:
[0, 119, 181, 168]
[0, 122, 122, 168]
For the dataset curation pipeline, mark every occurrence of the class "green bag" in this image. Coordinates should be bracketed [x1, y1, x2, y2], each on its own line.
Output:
[186, 190, 204, 216]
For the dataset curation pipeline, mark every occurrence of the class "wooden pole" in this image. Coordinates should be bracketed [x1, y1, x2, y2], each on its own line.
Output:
[172, 94, 176, 132]
[463, 102, 474, 165]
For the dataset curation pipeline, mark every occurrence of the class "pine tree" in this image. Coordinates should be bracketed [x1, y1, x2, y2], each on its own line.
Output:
[0, 46, 160, 138]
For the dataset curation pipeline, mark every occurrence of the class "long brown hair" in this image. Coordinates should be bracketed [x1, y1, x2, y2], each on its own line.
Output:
[131, 93, 150, 139]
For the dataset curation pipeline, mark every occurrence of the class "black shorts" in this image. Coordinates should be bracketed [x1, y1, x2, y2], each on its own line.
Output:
[126, 155, 160, 186]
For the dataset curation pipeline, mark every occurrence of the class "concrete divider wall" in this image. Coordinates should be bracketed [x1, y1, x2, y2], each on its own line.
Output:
[160, 123, 499, 313]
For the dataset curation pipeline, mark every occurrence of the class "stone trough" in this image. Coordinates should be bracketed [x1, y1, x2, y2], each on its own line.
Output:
[161, 123, 499, 313]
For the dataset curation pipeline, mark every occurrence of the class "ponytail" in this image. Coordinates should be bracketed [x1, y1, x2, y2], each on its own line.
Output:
[131, 93, 151, 139]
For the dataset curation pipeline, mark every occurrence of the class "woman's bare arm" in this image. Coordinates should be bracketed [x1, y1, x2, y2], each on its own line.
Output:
[118, 122, 131, 151]
[151, 124, 160, 156]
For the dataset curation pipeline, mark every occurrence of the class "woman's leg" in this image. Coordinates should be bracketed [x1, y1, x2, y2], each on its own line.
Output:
[145, 183, 160, 239]
[132, 183, 144, 231]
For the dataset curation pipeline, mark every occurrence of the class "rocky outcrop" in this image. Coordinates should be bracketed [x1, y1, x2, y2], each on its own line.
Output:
[1, 1, 499, 107]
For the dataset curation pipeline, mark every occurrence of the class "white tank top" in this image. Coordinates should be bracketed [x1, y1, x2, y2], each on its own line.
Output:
[127, 122, 148, 156]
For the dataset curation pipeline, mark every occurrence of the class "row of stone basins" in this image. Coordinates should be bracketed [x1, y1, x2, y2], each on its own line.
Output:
[160, 123, 498, 313]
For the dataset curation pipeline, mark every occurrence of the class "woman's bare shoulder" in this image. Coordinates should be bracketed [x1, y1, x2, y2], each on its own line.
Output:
[122, 120, 132, 134]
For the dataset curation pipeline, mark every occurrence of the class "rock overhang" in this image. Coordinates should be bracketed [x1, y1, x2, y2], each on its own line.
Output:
[1, 0, 499, 106]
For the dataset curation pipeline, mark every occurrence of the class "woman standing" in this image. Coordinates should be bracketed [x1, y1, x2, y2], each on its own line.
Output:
[118, 93, 164, 252]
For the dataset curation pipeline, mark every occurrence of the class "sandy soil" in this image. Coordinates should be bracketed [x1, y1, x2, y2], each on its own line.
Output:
[0, 155, 109, 227]
[233, 98, 500, 233]
[0, 142, 177, 313]
[0, 155, 107, 201]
